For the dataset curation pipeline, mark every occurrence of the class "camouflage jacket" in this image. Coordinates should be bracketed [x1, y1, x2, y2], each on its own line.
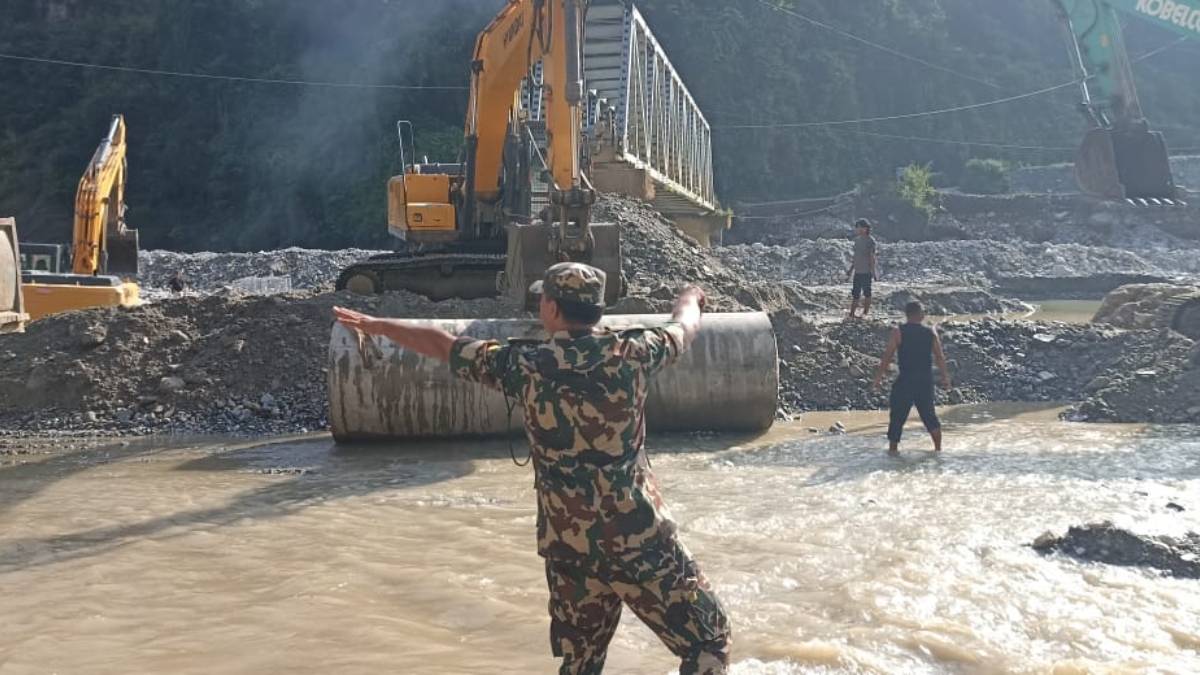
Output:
[450, 324, 688, 562]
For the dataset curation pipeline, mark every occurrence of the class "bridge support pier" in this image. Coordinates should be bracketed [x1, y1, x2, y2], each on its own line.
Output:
[591, 159, 730, 246]
[672, 212, 731, 247]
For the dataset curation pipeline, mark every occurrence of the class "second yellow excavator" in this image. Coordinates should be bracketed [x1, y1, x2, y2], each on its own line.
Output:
[20, 115, 140, 321]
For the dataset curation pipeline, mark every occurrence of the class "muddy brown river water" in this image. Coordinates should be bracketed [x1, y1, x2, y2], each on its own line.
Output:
[2, 406, 1198, 674]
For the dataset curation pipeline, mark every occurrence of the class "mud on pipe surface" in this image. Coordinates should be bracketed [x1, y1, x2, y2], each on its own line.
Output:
[328, 313, 779, 442]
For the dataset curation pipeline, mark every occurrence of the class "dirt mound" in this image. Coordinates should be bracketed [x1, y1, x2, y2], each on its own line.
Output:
[140, 248, 386, 293]
[9, 193, 1194, 435]
[1093, 283, 1200, 330]
[601, 195, 816, 315]
[0, 290, 518, 436]
[771, 315, 1160, 417]
[719, 240, 1176, 289]
[1070, 330, 1199, 424]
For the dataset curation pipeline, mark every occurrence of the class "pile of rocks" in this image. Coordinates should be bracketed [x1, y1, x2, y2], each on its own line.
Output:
[9, 190, 1198, 436]
[601, 195, 843, 315]
[769, 314, 1166, 418]
[1034, 522, 1200, 579]
[1070, 331, 1199, 424]
[0, 289, 518, 436]
[718, 239, 1179, 290]
[1093, 283, 1200, 330]
[139, 248, 387, 294]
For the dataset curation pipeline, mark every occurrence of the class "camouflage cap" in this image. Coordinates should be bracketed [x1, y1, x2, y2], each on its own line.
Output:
[529, 262, 607, 307]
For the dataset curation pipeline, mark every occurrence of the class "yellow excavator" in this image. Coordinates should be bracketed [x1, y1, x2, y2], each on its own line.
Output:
[20, 115, 140, 321]
[336, 0, 620, 308]
[328, 0, 779, 441]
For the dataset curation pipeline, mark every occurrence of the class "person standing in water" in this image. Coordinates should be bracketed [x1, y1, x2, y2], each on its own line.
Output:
[872, 301, 952, 454]
[332, 263, 731, 675]
[847, 218, 878, 319]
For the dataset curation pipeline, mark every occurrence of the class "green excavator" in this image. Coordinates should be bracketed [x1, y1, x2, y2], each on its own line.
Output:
[1052, 0, 1198, 204]
[1054, 0, 1200, 341]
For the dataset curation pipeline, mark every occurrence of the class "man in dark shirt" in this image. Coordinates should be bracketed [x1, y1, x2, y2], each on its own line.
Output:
[872, 301, 952, 454]
[847, 218, 878, 319]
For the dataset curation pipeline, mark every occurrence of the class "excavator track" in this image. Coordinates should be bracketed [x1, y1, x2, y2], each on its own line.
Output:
[1156, 291, 1200, 341]
[335, 253, 506, 301]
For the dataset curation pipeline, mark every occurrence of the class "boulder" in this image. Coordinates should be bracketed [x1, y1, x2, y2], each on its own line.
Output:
[1093, 283, 1200, 330]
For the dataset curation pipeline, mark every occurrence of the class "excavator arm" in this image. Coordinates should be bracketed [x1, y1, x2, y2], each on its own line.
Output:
[466, 0, 585, 203]
[71, 115, 138, 277]
[465, 0, 601, 270]
[1052, 0, 1199, 200]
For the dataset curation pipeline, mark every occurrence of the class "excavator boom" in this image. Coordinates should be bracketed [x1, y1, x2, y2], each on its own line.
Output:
[72, 115, 139, 277]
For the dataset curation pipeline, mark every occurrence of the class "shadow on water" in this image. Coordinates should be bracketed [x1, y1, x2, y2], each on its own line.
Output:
[0, 435, 488, 574]
[0, 437, 209, 518]
[0, 427, 771, 574]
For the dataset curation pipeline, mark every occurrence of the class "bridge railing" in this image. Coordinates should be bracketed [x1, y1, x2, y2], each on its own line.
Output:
[520, 1, 718, 213]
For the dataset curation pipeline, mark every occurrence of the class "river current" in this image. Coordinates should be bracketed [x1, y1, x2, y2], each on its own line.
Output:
[2, 405, 1198, 674]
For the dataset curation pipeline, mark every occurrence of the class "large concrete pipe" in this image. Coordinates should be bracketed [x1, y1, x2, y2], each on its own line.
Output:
[328, 312, 778, 442]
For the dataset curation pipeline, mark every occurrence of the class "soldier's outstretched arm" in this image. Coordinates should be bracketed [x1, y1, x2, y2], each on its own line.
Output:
[332, 307, 456, 363]
[672, 285, 706, 350]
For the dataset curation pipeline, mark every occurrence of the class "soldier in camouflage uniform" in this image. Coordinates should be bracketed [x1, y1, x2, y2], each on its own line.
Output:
[333, 263, 731, 674]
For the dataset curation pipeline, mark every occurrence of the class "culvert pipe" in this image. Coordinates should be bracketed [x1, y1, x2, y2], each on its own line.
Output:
[328, 312, 778, 441]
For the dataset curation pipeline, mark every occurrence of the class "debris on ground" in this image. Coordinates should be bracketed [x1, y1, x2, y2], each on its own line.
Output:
[1033, 522, 1200, 579]
[1092, 283, 1200, 330]
[6, 192, 1200, 435]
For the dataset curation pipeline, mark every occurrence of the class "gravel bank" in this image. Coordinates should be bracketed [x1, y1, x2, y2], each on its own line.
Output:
[7, 193, 1195, 435]
[718, 240, 1188, 290]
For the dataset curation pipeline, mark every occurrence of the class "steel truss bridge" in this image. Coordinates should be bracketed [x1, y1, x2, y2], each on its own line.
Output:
[522, 1, 727, 242]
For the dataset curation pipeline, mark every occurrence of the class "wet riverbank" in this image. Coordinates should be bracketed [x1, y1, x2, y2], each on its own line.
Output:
[2, 407, 1197, 673]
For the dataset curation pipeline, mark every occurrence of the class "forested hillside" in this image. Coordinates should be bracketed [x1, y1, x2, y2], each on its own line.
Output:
[1, 0, 1197, 251]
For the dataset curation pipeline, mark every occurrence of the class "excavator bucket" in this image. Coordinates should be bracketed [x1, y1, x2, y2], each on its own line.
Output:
[1075, 127, 1177, 201]
[105, 227, 140, 278]
[503, 220, 623, 308]
[327, 313, 779, 442]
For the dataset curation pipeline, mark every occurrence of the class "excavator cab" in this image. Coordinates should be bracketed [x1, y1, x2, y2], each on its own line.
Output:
[386, 121, 461, 243]
[1075, 124, 1178, 203]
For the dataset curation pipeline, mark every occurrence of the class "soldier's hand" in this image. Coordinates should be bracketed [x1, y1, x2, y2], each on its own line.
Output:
[680, 285, 707, 311]
[333, 306, 387, 336]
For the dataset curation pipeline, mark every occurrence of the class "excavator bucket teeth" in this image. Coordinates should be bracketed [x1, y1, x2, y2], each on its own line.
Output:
[327, 313, 778, 442]
[105, 229, 140, 278]
[1075, 128, 1176, 201]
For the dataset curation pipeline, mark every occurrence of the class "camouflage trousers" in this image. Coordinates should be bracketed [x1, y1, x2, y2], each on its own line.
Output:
[544, 537, 731, 675]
